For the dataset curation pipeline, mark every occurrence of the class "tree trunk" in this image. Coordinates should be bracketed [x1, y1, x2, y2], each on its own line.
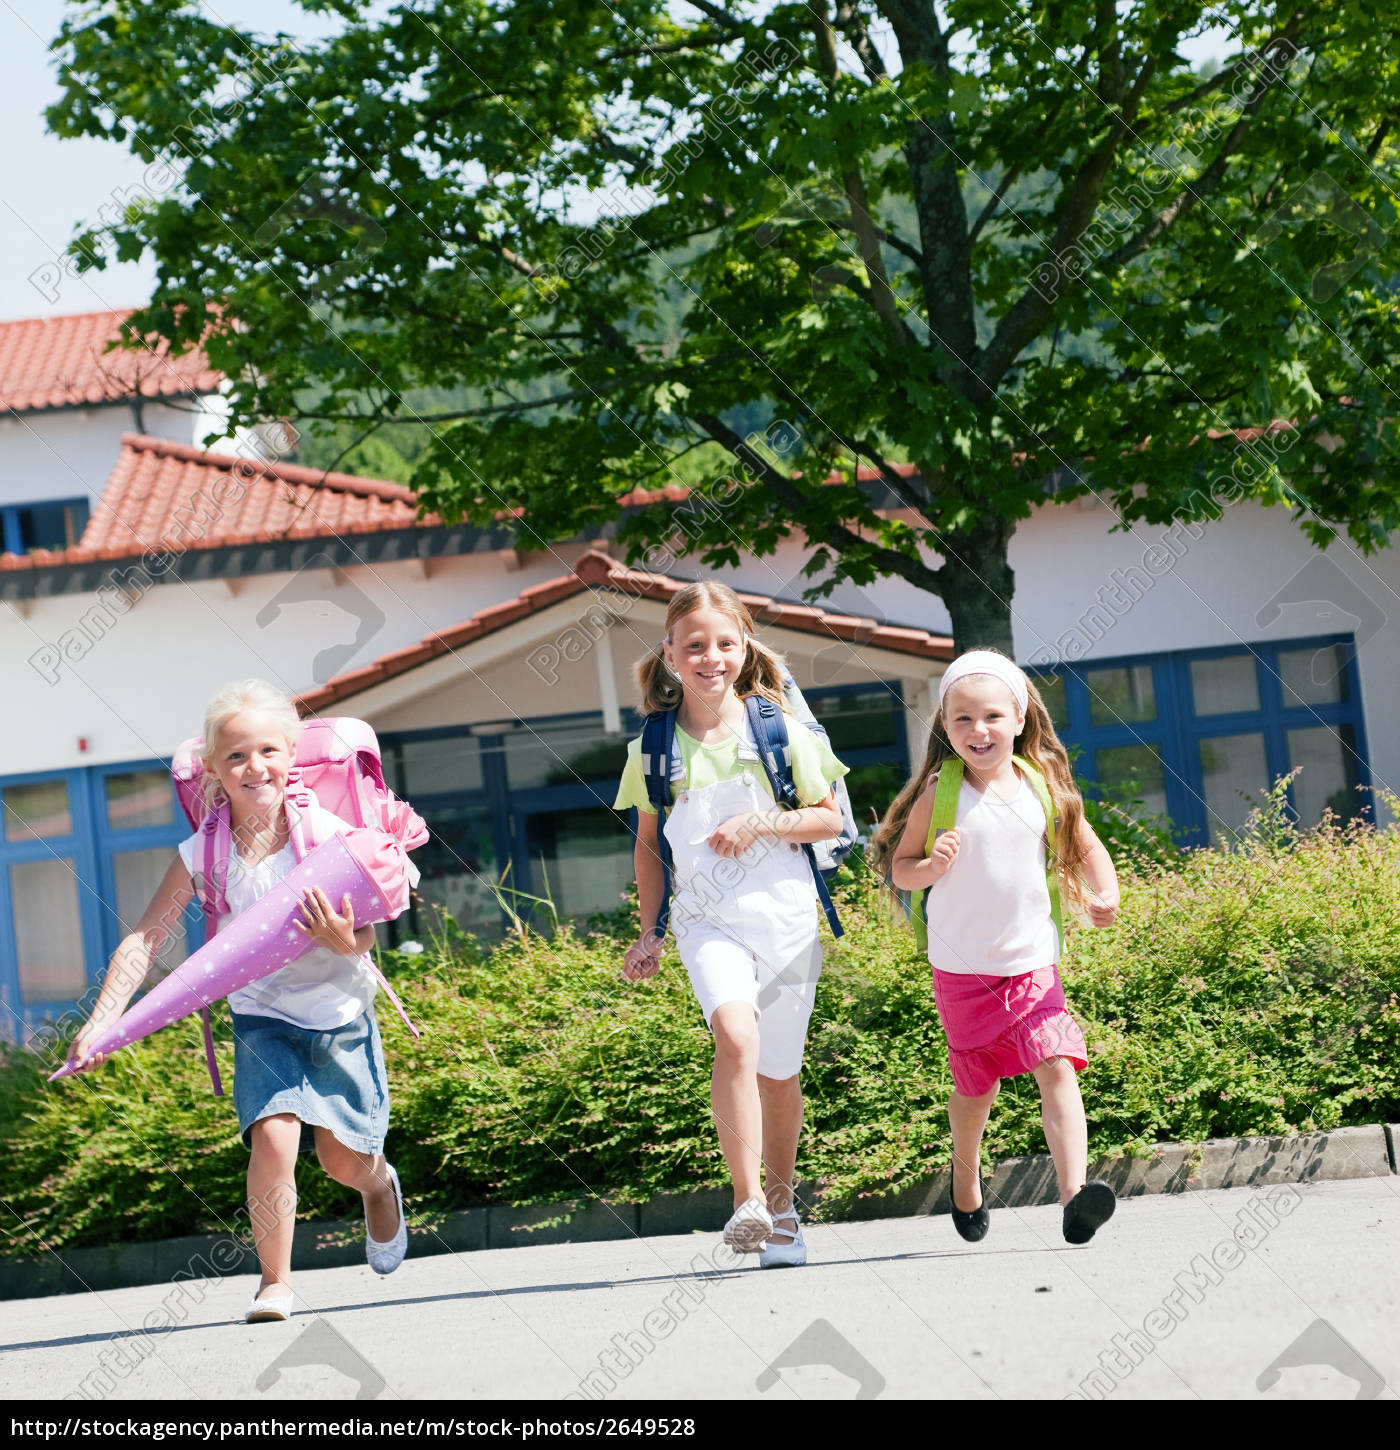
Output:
[933, 516, 1016, 657]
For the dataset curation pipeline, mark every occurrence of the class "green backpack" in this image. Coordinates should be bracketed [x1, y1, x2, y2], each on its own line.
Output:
[910, 755, 1065, 960]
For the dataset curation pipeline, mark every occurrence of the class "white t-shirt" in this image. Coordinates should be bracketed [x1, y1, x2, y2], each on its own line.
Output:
[924, 771, 1058, 977]
[177, 801, 377, 1030]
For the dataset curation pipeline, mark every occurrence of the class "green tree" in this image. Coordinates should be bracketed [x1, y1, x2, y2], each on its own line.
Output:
[50, 1, 1400, 651]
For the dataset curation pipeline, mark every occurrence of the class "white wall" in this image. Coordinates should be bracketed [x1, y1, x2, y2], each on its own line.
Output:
[7, 548, 585, 773]
[0, 397, 222, 509]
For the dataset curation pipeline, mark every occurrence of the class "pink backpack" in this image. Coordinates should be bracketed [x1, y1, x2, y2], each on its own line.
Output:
[170, 717, 430, 1093]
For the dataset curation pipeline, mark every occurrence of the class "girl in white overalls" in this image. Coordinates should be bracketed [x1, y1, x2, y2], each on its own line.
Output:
[615, 582, 848, 1266]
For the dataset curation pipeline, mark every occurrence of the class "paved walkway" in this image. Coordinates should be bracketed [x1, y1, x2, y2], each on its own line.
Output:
[2, 1179, 1396, 1400]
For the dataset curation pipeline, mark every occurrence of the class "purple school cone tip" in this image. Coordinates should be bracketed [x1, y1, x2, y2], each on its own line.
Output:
[49, 828, 412, 1083]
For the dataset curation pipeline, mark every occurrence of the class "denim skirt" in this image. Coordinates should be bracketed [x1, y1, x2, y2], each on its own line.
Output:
[230, 1007, 390, 1154]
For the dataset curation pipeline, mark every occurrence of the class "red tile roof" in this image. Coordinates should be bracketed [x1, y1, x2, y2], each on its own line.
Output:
[297, 549, 952, 712]
[0, 433, 439, 570]
[0, 310, 220, 414]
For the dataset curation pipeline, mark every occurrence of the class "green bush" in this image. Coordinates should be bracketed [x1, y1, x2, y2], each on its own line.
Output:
[3, 787, 1397, 1257]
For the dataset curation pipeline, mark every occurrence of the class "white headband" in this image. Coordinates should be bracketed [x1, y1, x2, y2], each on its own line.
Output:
[938, 651, 1029, 714]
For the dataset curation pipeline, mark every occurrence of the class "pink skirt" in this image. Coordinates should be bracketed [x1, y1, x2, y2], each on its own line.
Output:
[931, 964, 1087, 1098]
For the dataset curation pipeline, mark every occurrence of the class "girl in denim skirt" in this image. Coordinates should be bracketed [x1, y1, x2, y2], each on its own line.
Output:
[74, 679, 407, 1321]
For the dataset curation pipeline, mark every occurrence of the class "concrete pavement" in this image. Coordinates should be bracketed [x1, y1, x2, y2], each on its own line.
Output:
[3, 1178, 1396, 1401]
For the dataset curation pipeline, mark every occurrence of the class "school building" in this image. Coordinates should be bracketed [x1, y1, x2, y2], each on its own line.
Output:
[0, 308, 1392, 1034]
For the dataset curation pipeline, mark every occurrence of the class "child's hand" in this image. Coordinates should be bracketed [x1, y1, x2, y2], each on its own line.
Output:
[927, 827, 960, 881]
[70, 1003, 121, 1069]
[708, 814, 762, 859]
[295, 887, 360, 955]
[622, 931, 665, 982]
[1086, 891, 1119, 928]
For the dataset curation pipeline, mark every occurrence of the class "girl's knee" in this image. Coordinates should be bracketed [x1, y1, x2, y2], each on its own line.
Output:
[710, 1004, 759, 1064]
[950, 1083, 999, 1110]
[249, 1113, 301, 1156]
[1033, 1056, 1081, 1090]
[314, 1129, 371, 1183]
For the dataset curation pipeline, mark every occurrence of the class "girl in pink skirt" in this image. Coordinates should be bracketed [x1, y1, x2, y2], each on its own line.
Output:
[870, 649, 1122, 1245]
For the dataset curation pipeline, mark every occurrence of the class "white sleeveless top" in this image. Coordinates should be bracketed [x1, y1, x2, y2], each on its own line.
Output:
[924, 772, 1057, 977]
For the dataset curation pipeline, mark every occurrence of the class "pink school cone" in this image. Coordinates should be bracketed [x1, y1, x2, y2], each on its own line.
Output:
[50, 828, 413, 1083]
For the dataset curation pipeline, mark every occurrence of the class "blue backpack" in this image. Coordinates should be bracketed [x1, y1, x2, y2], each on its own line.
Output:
[639, 674, 855, 940]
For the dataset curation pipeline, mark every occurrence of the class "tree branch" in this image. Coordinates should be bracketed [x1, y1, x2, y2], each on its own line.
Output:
[1097, 30, 1297, 279]
[834, 1, 888, 84]
[694, 410, 944, 595]
[979, 50, 1159, 387]
[685, 0, 742, 31]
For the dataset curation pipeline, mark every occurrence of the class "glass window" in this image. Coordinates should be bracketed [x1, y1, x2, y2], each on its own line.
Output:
[1198, 733, 1269, 843]
[104, 771, 174, 830]
[1287, 725, 1360, 825]
[12, 858, 85, 1004]
[112, 848, 188, 979]
[504, 716, 630, 789]
[399, 735, 482, 797]
[15, 498, 89, 552]
[1094, 743, 1169, 820]
[808, 688, 900, 752]
[1278, 646, 1349, 708]
[1086, 665, 1155, 726]
[1190, 654, 1260, 715]
[3, 779, 71, 841]
[1029, 673, 1070, 732]
[409, 800, 503, 940]
[521, 807, 636, 924]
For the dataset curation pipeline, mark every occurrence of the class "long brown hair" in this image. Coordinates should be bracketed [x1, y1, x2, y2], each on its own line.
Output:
[867, 650, 1090, 914]
[634, 581, 789, 715]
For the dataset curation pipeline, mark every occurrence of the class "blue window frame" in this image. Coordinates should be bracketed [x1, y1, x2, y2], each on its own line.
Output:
[0, 760, 194, 1036]
[1, 498, 90, 555]
[1027, 634, 1370, 845]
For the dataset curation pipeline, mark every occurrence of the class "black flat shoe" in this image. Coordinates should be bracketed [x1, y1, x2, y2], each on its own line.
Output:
[1063, 1180, 1116, 1244]
[949, 1155, 990, 1243]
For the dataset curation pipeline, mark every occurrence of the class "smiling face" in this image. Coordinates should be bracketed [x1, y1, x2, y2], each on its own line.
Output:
[212, 709, 295, 823]
[943, 676, 1025, 778]
[664, 605, 747, 705]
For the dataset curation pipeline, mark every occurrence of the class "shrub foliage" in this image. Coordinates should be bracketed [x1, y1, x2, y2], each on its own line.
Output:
[3, 789, 1397, 1256]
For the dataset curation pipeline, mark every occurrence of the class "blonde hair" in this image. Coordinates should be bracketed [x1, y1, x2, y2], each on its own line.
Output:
[867, 648, 1091, 915]
[634, 581, 789, 715]
[195, 678, 302, 815]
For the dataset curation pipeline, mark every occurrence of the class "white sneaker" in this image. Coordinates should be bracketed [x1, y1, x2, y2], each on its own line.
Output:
[722, 1197, 774, 1253]
[759, 1212, 806, 1269]
[365, 1164, 408, 1275]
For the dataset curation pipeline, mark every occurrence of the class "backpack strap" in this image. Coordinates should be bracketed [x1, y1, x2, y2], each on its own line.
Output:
[912, 759, 964, 956]
[911, 756, 1065, 960]
[639, 711, 678, 937]
[1013, 754, 1065, 960]
[744, 696, 844, 939]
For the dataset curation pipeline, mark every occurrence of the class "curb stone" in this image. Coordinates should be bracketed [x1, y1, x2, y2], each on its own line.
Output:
[0, 1124, 1391, 1301]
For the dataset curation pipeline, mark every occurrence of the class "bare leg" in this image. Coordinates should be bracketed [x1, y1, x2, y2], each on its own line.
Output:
[1033, 1056, 1088, 1205]
[247, 1113, 300, 1300]
[757, 1071, 804, 1221]
[709, 1001, 763, 1208]
[313, 1127, 400, 1240]
[947, 1084, 999, 1212]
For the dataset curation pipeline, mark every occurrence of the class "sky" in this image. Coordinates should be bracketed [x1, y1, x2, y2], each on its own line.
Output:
[0, 0, 1231, 325]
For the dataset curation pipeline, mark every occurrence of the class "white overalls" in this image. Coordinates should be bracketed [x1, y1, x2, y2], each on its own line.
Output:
[664, 748, 823, 1080]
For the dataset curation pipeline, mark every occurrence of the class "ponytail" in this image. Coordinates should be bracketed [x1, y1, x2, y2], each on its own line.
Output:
[636, 645, 684, 715]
